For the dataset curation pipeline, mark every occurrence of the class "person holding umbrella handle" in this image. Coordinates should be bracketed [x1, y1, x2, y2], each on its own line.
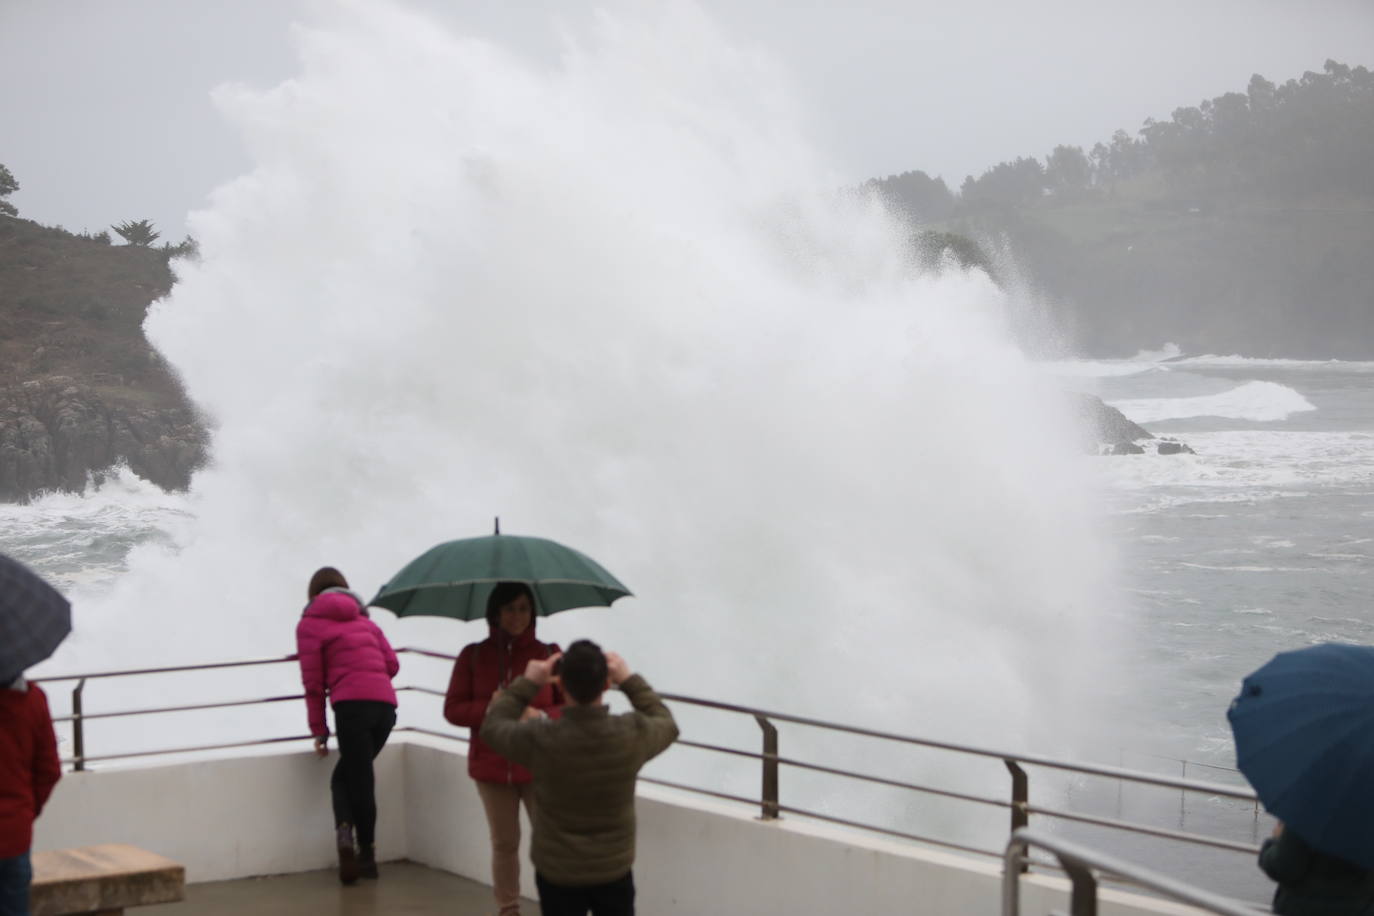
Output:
[1259, 821, 1374, 915]
[1229, 643, 1374, 915]
[0, 554, 67, 916]
[0, 670, 62, 916]
[444, 581, 564, 916]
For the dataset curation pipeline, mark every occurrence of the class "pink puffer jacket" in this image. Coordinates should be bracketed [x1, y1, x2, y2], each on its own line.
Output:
[295, 589, 399, 737]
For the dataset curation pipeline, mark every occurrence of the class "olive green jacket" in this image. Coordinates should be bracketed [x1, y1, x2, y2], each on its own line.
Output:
[481, 673, 678, 886]
[1260, 830, 1374, 915]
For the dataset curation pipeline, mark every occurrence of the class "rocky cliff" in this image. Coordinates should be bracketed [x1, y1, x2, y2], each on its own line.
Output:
[0, 216, 207, 502]
[0, 379, 205, 501]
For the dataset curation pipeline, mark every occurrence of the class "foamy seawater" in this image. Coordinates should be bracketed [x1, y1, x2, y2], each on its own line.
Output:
[1055, 353, 1374, 766]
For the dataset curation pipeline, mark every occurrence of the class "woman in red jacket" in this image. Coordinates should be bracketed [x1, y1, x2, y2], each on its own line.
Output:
[295, 567, 399, 886]
[444, 581, 563, 916]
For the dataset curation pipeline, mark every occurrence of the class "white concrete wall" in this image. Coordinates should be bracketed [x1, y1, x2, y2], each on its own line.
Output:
[632, 785, 1209, 916]
[33, 746, 407, 883]
[32, 740, 1215, 914]
[401, 737, 547, 902]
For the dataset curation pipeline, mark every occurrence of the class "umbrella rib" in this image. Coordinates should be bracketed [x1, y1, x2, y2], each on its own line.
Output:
[1263, 723, 1374, 866]
[1238, 704, 1368, 759]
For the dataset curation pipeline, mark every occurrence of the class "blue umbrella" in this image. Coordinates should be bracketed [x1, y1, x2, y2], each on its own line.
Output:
[1227, 642, 1374, 869]
[0, 553, 72, 682]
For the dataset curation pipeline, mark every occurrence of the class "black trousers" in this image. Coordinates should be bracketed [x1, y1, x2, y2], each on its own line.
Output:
[536, 870, 635, 916]
[330, 700, 395, 848]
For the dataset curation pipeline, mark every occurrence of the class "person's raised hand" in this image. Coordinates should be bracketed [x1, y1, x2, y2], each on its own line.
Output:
[606, 652, 632, 687]
[525, 652, 562, 686]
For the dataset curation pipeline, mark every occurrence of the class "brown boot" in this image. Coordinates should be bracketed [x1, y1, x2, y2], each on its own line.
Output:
[336, 823, 359, 885]
[358, 844, 378, 880]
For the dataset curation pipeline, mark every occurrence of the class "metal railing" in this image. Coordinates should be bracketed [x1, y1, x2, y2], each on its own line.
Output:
[1003, 829, 1260, 916]
[36, 651, 470, 768]
[642, 689, 1261, 866]
[35, 648, 1263, 882]
[42, 653, 306, 769]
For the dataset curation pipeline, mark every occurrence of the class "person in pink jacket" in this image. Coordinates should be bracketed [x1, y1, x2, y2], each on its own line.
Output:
[295, 566, 399, 885]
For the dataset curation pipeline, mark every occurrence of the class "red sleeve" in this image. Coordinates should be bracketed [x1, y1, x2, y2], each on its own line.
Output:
[295, 618, 329, 738]
[443, 644, 489, 727]
[30, 686, 61, 815]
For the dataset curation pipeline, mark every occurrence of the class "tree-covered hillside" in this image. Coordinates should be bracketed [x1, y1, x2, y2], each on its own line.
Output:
[0, 197, 205, 501]
[870, 60, 1374, 357]
[0, 216, 183, 403]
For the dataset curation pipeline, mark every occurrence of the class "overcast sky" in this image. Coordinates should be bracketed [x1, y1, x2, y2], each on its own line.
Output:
[3, 0, 1372, 240]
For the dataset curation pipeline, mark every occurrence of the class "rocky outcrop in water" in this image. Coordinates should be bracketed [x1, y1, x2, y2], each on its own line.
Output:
[0, 381, 206, 503]
[1070, 392, 1194, 456]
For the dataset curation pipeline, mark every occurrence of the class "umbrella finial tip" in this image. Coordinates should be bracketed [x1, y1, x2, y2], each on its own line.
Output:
[494, 516, 500, 535]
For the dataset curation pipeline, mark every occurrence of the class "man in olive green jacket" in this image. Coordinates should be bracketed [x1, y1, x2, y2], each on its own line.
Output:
[481, 639, 678, 916]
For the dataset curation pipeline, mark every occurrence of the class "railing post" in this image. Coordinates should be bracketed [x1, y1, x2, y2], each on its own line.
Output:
[1001, 833, 1026, 916]
[754, 714, 779, 820]
[1062, 858, 1099, 916]
[1180, 760, 1187, 825]
[71, 678, 87, 772]
[1006, 760, 1028, 873]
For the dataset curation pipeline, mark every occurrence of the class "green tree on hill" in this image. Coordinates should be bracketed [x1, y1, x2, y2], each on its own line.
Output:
[1044, 145, 1092, 197]
[961, 157, 1045, 206]
[0, 163, 18, 217]
[919, 57, 1374, 356]
[112, 219, 160, 247]
[866, 169, 956, 221]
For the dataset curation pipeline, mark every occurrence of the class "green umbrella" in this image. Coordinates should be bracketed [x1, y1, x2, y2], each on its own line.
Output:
[370, 527, 632, 620]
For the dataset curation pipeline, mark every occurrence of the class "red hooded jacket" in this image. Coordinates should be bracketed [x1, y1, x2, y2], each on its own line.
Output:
[0, 682, 61, 858]
[443, 622, 562, 784]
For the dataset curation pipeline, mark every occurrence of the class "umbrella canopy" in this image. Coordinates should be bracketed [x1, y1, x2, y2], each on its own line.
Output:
[0, 553, 72, 681]
[1228, 642, 1374, 868]
[371, 533, 631, 621]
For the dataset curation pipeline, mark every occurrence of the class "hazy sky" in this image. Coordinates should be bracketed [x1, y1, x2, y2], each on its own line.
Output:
[3, 0, 1372, 240]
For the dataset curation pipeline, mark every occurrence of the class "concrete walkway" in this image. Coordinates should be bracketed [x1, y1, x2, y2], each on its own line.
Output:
[154, 861, 537, 914]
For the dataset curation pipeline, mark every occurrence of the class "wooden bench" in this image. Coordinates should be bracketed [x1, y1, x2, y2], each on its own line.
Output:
[30, 844, 184, 916]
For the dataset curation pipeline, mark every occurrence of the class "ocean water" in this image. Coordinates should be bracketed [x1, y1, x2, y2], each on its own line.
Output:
[1081, 351, 1374, 766]
[1038, 351, 1374, 901]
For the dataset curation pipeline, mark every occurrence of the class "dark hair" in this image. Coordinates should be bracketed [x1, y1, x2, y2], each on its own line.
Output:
[560, 639, 608, 704]
[485, 581, 536, 626]
[308, 566, 349, 599]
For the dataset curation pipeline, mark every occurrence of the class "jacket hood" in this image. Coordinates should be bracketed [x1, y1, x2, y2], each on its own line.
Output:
[488, 618, 541, 649]
[304, 588, 367, 622]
